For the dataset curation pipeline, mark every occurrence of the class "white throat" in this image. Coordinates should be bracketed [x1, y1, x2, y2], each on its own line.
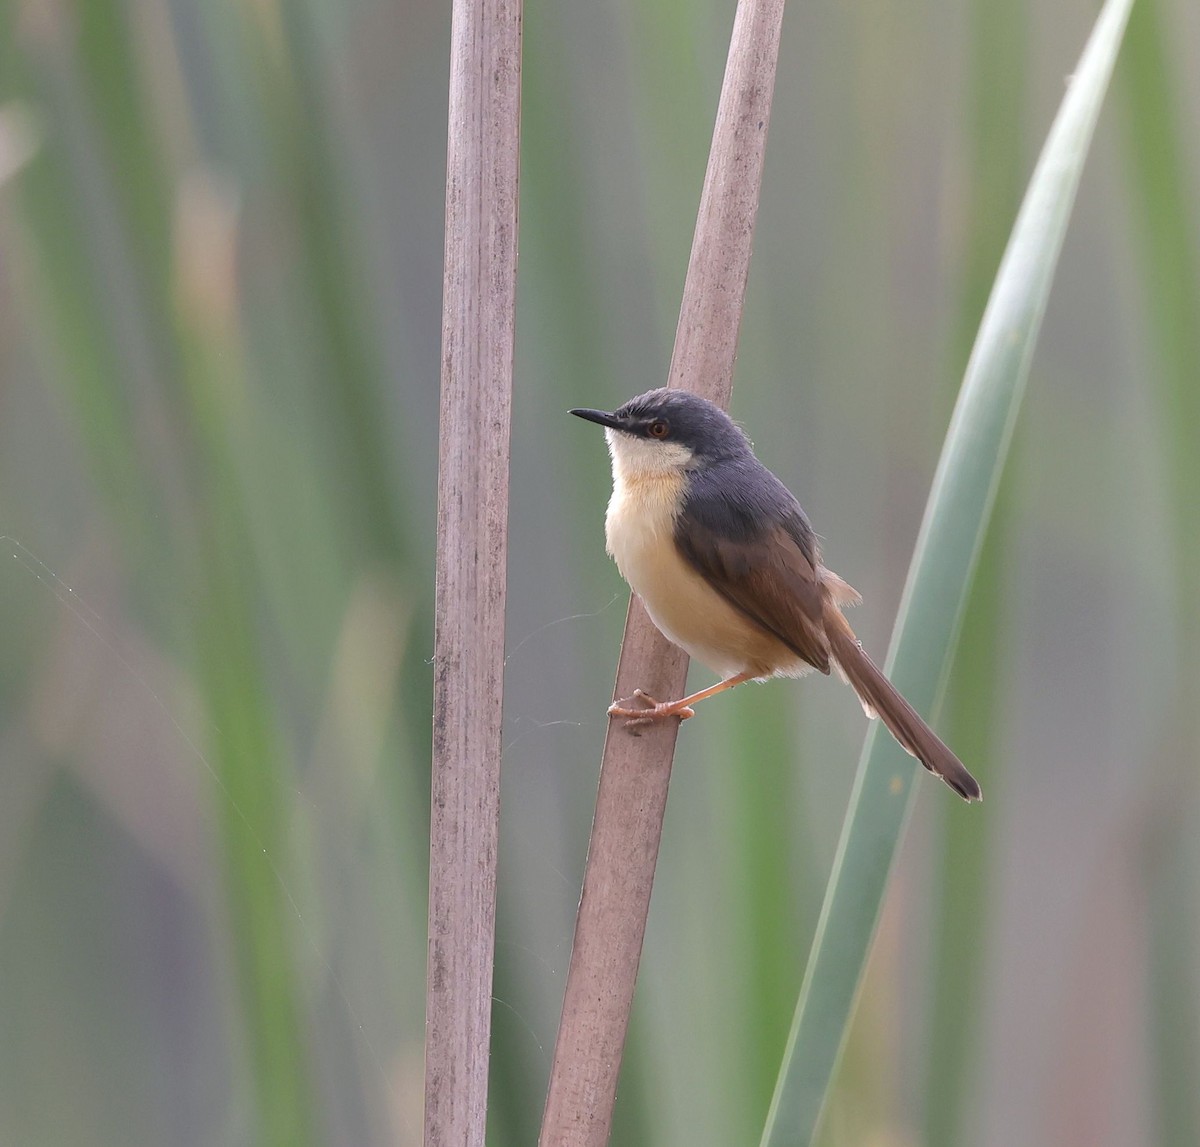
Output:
[604, 429, 696, 483]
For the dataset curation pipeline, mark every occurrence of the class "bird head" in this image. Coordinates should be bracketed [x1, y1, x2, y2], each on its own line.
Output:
[570, 388, 750, 481]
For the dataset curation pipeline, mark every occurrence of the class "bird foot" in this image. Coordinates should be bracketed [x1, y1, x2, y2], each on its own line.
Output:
[608, 689, 696, 731]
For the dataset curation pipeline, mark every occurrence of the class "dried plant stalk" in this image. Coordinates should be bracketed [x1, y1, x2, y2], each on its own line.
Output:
[538, 2, 786, 1144]
[424, 0, 521, 1144]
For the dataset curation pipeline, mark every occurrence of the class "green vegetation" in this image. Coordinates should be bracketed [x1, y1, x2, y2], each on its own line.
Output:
[0, 0, 1196, 1143]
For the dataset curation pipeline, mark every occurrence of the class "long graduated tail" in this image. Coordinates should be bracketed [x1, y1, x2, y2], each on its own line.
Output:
[823, 604, 982, 802]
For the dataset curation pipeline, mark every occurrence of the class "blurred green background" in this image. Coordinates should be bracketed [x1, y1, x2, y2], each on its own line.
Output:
[1, 0, 1197, 1144]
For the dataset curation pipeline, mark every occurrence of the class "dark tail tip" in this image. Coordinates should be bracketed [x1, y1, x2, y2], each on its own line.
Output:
[823, 610, 983, 803]
[941, 765, 983, 803]
[906, 729, 982, 802]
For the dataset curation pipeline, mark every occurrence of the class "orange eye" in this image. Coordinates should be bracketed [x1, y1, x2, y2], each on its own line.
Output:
[648, 420, 670, 439]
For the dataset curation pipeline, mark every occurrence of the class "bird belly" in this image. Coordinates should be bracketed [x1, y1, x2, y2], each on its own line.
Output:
[605, 474, 803, 679]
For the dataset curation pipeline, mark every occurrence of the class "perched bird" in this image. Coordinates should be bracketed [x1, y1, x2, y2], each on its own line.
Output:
[570, 387, 981, 802]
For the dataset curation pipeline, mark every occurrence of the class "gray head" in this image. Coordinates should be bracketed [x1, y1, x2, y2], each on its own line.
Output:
[569, 388, 751, 475]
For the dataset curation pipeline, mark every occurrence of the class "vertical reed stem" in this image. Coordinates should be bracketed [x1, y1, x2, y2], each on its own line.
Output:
[424, 0, 522, 1142]
[538, 2, 786, 1143]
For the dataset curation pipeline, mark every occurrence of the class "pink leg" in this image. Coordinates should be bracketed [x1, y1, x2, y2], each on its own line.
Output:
[608, 672, 754, 727]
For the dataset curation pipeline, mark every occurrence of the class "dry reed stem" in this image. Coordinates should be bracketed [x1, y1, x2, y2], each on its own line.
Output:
[539, 2, 786, 1144]
[424, 0, 522, 1144]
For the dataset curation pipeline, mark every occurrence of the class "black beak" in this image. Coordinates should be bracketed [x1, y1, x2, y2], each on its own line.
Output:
[569, 407, 626, 431]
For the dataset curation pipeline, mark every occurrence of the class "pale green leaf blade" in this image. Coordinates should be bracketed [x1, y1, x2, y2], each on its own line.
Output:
[760, 0, 1137, 1142]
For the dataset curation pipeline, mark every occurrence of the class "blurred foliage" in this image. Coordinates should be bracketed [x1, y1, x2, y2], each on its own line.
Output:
[766, 1, 1134, 1140]
[1119, 1, 1200, 1142]
[0, 0, 1197, 1145]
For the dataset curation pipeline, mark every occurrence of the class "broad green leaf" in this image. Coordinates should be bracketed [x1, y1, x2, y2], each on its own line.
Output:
[760, 0, 1137, 1142]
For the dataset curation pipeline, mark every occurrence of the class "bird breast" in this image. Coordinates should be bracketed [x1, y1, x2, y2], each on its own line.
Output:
[604, 471, 806, 679]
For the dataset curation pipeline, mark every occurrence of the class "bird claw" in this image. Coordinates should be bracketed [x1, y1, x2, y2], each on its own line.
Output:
[608, 689, 695, 731]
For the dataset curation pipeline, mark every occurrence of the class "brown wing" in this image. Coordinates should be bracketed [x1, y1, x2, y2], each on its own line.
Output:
[675, 518, 833, 674]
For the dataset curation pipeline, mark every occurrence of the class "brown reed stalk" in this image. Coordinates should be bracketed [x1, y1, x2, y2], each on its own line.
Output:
[538, 2, 787, 1143]
[424, 0, 521, 1143]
